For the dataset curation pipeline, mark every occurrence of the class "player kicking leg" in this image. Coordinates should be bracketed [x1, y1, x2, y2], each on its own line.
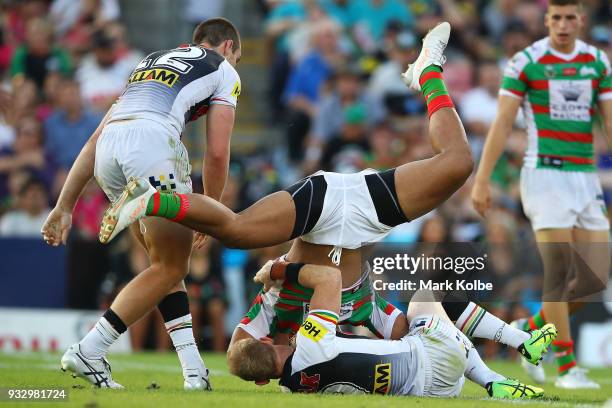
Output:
[97, 23, 472, 250]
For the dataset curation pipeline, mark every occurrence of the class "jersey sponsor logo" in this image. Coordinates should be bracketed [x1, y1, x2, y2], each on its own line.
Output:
[299, 318, 327, 342]
[299, 372, 320, 393]
[320, 382, 368, 394]
[579, 66, 597, 77]
[231, 81, 241, 98]
[549, 79, 592, 122]
[128, 68, 179, 87]
[373, 363, 391, 395]
[562, 67, 577, 76]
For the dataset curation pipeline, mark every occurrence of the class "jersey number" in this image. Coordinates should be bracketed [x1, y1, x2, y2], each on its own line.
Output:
[136, 47, 206, 74]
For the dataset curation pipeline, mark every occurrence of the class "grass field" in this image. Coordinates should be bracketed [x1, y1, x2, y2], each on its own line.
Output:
[0, 352, 611, 407]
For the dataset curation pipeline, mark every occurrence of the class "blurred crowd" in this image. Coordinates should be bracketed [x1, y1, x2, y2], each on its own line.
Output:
[0, 0, 611, 355]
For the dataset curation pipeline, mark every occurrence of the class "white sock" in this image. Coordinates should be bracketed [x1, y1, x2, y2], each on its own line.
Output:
[79, 317, 120, 359]
[165, 314, 206, 374]
[455, 302, 529, 349]
[465, 347, 505, 388]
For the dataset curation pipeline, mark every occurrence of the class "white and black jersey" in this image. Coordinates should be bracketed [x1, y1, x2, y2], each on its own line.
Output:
[279, 310, 423, 395]
[109, 44, 240, 138]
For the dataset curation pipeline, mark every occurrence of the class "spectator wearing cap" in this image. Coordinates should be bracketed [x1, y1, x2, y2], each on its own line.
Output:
[75, 29, 133, 112]
[10, 17, 71, 91]
[44, 79, 103, 170]
[283, 18, 345, 162]
[303, 63, 382, 173]
[368, 30, 424, 116]
[319, 103, 371, 171]
[0, 176, 50, 237]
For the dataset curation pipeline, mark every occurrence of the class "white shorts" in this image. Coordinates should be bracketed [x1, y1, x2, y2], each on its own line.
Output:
[408, 315, 470, 397]
[520, 167, 609, 231]
[300, 169, 394, 249]
[94, 119, 192, 203]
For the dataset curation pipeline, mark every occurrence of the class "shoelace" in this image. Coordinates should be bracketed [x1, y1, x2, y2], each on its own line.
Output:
[422, 38, 447, 66]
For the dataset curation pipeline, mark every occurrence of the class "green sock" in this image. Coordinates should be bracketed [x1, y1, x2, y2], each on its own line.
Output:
[146, 192, 182, 219]
[419, 65, 454, 117]
[552, 340, 576, 376]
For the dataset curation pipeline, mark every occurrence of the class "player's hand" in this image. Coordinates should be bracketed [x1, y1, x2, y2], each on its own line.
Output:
[193, 232, 209, 250]
[254, 260, 281, 292]
[41, 207, 72, 246]
[471, 180, 491, 217]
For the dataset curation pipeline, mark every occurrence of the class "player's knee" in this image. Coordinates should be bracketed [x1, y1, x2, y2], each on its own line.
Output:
[156, 262, 189, 284]
[448, 147, 473, 184]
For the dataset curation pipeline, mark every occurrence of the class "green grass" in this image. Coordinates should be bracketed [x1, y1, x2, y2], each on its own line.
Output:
[0, 352, 610, 407]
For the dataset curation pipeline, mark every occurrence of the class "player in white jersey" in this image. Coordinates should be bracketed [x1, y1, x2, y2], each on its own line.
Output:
[228, 261, 545, 398]
[472, 0, 612, 388]
[40, 18, 242, 389]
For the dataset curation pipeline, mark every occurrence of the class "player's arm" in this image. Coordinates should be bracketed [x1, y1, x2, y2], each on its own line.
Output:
[255, 260, 341, 316]
[601, 100, 612, 146]
[203, 104, 234, 201]
[471, 95, 522, 217]
[41, 106, 113, 246]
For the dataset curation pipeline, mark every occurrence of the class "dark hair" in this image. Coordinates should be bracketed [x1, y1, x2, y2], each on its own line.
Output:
[19, 176, 47, 197]
[548, 0, 582, 7]
[192, 18, 240, 52]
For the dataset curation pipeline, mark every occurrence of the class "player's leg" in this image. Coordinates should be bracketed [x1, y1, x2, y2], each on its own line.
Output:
[442, 298, 556, 365]
[129, 221, 211, 389]
[394, 24, 473, 221]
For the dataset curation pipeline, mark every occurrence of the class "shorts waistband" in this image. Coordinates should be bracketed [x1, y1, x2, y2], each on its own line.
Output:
[105, 117, 179, 137]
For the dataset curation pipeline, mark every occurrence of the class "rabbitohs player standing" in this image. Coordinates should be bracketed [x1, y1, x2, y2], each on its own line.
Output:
[472, 0, 612, 389]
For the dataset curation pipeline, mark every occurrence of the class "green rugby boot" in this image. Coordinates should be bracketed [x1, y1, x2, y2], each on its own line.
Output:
[518, 323, 557, 365]
[486, 378, 544, 399]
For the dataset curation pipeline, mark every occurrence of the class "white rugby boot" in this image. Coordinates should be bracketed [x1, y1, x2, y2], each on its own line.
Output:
[555, 367, 600, 389]
[183, 367, 212, 391]
[99, 176, 156, 244]
[401, 21, 451, 91]
[60, 344, 124, 389]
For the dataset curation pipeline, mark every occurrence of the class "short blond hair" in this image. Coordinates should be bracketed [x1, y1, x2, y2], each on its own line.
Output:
[227, 339, 277, 381]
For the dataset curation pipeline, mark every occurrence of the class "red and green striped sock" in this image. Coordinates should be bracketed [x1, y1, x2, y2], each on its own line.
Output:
[552, 340, 576, 376]
[146, 192, 190, 221]
[419, 65, 454, 117]
[523, 309, 546, 331]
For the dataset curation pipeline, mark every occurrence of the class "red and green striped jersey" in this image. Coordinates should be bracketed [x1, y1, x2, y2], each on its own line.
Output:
[500, 38, 612, 171]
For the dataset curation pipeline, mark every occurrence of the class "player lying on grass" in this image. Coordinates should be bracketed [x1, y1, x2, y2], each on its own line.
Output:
[231, 259, 555, 399]
[227, 261, 544, 398]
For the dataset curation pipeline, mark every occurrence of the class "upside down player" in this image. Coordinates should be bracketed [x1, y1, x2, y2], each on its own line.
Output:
[41, 18, 242, 389]
[228, 260, 542, 398]
[98, 23, 555, 397]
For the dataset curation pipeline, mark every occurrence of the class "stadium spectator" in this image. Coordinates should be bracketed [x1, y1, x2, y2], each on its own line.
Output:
[367, 30, 421, 115]
[459, 60, 503, 155]
[303, 64, 382, 172]
[349, 0, 413, 54]
[75, 29, 132, 112]
[0, 176, 50, 237]
[10, 17, 71, 91]
[284, 18, 344, 162]
[44, 79, 102, 170]
[264, 0, 307, 121]
[0, 117, 55, 201]
[319, 103, 371, 171]
[50, 0, 120, 56]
